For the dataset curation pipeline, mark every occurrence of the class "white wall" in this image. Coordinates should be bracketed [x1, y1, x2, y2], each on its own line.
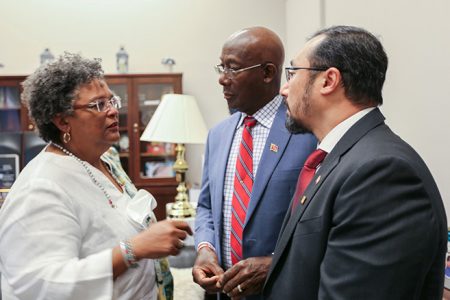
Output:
[0, 0, 286, 186]
[286, 0, 450, 220]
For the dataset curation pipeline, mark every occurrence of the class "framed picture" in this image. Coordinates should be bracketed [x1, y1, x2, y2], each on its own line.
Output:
[0, 154, 19, 188]
[144, 161, 175, 178]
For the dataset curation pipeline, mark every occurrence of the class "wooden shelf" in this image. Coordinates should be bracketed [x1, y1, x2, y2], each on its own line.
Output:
[141, 154, 175, 160]
[0, 107, 21, 111]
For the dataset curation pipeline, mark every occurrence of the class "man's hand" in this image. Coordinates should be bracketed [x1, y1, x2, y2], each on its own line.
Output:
[192, 246, 224, 293]
[220, 256, 272, 299]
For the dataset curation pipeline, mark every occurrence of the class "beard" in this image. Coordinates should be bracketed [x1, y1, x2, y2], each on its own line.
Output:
[284, 79, 313, 134]
[285, 114, 311, 134]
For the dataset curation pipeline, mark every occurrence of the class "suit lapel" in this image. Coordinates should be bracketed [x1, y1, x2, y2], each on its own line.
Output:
[245, 104, 291, 225]
[272, 156, 339, 266]
[266, 108, 386, 282]
[215, 113, 241, 228]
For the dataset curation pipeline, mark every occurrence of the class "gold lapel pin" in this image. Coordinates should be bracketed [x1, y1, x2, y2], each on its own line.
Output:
[315, 175, 321, 184]
[300, 195, 307, 205]
[270, 143, 279, 153]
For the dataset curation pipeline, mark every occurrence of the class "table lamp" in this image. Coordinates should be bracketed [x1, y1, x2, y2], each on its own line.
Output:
[140, 94, 208, 218]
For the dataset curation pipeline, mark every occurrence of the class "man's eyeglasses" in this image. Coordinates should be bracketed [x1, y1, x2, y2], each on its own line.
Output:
[215, 63, 265, 78]
[73, 95, 122, 113]
[285, 66, 329, 82]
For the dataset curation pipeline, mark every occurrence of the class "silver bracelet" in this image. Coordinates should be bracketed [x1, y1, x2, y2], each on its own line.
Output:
[119, 240, 139, 268]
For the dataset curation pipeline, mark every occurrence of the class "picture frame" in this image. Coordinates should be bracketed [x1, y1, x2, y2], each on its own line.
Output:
[0, 154, 19, 188]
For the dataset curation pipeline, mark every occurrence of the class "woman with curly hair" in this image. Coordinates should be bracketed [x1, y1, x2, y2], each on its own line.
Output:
[0, 53, 190, 300]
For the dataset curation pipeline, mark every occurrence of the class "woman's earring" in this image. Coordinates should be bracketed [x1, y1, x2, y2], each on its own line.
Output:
[63, 132, 71, 144]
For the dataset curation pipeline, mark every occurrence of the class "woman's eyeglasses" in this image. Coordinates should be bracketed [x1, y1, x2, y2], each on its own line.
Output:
[73, 95, 122, 113]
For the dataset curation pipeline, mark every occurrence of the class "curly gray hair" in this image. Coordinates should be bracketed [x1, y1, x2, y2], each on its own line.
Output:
[22, 52, 104, 143]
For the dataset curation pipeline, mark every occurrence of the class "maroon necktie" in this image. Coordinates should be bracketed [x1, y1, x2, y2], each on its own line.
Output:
[291, 149, 327, 213]
[230, 116, 257, 265]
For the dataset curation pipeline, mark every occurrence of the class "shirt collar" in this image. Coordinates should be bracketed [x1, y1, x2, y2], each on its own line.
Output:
[236, 95, 283, 129]
[319, 107, 376, 153]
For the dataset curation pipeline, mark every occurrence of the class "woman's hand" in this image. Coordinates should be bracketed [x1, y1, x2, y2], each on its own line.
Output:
[131, 219, 192, 259]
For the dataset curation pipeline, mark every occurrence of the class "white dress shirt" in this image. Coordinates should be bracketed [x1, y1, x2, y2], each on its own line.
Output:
[318, 107, 376, 153]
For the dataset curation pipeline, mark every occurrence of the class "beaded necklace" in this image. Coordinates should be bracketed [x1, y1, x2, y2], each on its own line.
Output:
[51, 142, 116, 208]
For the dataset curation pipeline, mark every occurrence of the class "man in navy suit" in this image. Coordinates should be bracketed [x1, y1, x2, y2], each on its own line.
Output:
[263, 25, 447, 299]
[193, 27, 316, 299]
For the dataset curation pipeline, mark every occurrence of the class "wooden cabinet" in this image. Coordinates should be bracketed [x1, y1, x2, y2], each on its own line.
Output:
[0, 76, 34, 190]
[0, 74, 182, 220]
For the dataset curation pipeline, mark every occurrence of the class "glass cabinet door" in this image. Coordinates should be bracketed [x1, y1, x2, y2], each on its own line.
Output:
[0, 86, 21, 132]
[136, 82, 176, 181]
[107, 80, 131, 176]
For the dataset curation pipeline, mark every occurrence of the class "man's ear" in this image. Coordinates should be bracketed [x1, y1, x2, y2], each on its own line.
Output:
[320, 67, 342, 95]
[263, 63, 277, 83]
[52, 114, 71, 133]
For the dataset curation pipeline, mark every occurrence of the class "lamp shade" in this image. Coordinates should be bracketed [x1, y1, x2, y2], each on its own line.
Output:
[140, 94, 208, 144]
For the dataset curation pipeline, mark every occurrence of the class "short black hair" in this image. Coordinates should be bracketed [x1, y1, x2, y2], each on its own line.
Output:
[308, 25, 388, 105]
[22, 52, 104, 143]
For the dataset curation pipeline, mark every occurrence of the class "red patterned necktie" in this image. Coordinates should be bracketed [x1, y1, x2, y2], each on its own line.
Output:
[291, 149, 327, 213]
[230, 116, 257, 265]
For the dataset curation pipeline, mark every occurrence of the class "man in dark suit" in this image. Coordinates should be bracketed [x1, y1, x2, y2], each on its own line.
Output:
[193, 27, 316, 299]
[263, 25, 447, 299]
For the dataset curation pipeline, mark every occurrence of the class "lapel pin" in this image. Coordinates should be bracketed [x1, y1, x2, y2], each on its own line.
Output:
[270, 143, 279, 153]
[315, 175, 321, 184]
[300, 195, 307, 205]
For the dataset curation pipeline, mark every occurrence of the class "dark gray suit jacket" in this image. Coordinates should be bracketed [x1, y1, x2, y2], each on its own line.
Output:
[263, 108, 447, 300]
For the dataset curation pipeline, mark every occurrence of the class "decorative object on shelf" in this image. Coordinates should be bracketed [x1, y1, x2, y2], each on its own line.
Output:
[119, 133, 129, 152]
[161, 57, 176, 72]
[140, 105, 158, 126]
[146, 142, 165, 155]
[144, 161, 175, 178]
[0, 154, 20, 188]
[140, 94, 208, 218]
[116, 46, 129, 73]
[3, 87, 20, 108]
[40, 48, 55, 65]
